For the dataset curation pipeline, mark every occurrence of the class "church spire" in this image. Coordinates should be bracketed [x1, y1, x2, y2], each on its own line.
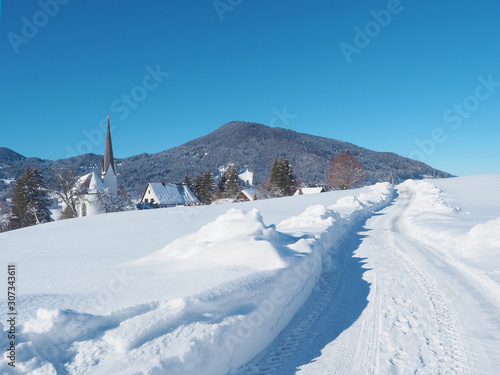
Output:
[102, 115, 116, 175]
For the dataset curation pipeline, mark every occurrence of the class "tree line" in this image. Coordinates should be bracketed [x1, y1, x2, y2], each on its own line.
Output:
[0, 153, 367, 231]
[181, 157, 300, 205]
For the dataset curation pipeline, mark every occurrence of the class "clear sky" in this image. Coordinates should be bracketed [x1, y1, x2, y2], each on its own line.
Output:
[1, 0, 499, 176]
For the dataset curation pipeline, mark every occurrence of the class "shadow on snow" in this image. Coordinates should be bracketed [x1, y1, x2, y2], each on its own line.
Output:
[235, 203, 393, 374]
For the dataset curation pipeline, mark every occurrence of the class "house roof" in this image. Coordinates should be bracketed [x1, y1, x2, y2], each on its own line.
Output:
[178, 185, 200, 204]
[294, 187, 325, 196]
[147, 183, 200, 205]
[76, 172, 107, 194]
[238, 167, 254, 186]
[240, 188, 266, 200]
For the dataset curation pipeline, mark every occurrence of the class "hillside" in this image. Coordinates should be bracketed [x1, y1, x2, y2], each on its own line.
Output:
[0, 147, 26, 163]
[0, 175, 499, 373]
[116, 121, 452, 194]
[0, 121, 452, 198]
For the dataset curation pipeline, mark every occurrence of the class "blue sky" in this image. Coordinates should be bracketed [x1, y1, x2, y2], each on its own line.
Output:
[1, 0, 499, 176]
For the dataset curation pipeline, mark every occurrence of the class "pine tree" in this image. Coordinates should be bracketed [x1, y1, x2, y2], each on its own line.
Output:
[191, 174, 203, 201]
[31, 167, 52, 224]
[222, 165, 243, 199]
[9, 169, 29, 230]
[183, 173, 191, 188]
[9, 167, 52, 229]
[217, 173, 227, 194]
[201, 170, 215, 204]
[191, 171, 214, 205]
[269, 158, 282, 197]
[268, 158, 296, 197]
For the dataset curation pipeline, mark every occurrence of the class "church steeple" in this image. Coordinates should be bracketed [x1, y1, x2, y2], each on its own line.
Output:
[101, 115, 118, 196]
[102, 115, 116, 176]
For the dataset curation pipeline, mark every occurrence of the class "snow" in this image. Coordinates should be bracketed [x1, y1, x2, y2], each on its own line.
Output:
[239, 189, 265, 201]
[147, 183, 185, 205]
[401, 175, 500, 283]
[76, 172, 107, 193]
[238, 168, 254, 186]
[1, 176, 499, 374]
[132, 208, 290, 271]
[294, 187, 324, 195]
[178, 185, 200, 204]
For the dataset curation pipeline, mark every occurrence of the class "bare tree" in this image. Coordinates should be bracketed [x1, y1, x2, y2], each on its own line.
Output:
[327, 152, 366, 190]
[96, 188, 134, 213]
[51, 168, 84, 219]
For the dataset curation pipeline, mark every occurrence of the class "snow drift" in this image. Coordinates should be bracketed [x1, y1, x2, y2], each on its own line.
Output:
[401, 176, 500, 285]
[0, 183, 394, 374]
[132, 208, 292, 272]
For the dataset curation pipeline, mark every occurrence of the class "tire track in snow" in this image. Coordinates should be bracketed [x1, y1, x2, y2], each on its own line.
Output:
[236, 186, 475, 375]
[381, 189, 474, 375]
[234, 265, 344, 374]
[386, 235, 474, 374]
[321, 189, 474, 375]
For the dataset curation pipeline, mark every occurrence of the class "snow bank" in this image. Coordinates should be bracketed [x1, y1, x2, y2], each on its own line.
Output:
[467, 217, 500, 250]
[0, 183, 393, 374]
[277, 204, 340, 234]
[400, 180, 467, 243]
[132, 208, 291, 271]
[400, 177, 500, 281]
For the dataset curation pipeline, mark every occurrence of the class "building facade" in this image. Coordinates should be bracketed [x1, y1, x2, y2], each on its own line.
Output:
[72, 116, 118, 217]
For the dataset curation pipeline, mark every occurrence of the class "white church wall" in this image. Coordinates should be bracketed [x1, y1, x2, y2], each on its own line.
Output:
[101, 167, 117, 196]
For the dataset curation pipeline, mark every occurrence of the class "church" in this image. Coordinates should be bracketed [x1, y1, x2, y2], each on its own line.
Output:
[73, 116, 118, 217]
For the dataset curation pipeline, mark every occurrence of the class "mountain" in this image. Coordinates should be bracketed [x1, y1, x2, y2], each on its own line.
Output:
[0, 147, 26, 164]
[0, 121, 452, 198]
[115, 121, 452, 194]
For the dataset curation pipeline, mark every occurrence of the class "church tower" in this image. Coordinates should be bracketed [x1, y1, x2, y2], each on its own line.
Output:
[101, 116, 118, 195]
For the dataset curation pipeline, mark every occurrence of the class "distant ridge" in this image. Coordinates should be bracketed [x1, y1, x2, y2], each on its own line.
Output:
[116, 121, 452, 193]
[0, 121, 453, 198]
[0, 147, 26, 163]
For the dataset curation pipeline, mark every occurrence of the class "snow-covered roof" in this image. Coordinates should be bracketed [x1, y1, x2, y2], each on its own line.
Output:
[238, 167, 254, 186]
[178, 185, 200, 204]
[212, 198, 235, 205]
[1, 178, 15, 185]
[240, 188, 266, 201]
[147, 183, 200, 205]
[294, 187, 325, 196]
[76, 172, 107, 194]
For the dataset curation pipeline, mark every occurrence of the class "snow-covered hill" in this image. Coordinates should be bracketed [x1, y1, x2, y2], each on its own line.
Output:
[1, 175, 499, 374]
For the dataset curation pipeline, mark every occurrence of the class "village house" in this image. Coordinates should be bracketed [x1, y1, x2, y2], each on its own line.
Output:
[140, 182, 199, 208]
[294, 187, 326, 196]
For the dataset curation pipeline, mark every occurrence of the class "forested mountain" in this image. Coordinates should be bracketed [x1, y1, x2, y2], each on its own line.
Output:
[0, 121, 452, 199]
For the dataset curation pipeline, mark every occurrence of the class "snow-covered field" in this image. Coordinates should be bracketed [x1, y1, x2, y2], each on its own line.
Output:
[0, 175, 499, 374]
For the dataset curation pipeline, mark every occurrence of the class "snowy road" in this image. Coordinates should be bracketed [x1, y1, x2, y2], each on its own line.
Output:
[237, 185, 500, 375]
